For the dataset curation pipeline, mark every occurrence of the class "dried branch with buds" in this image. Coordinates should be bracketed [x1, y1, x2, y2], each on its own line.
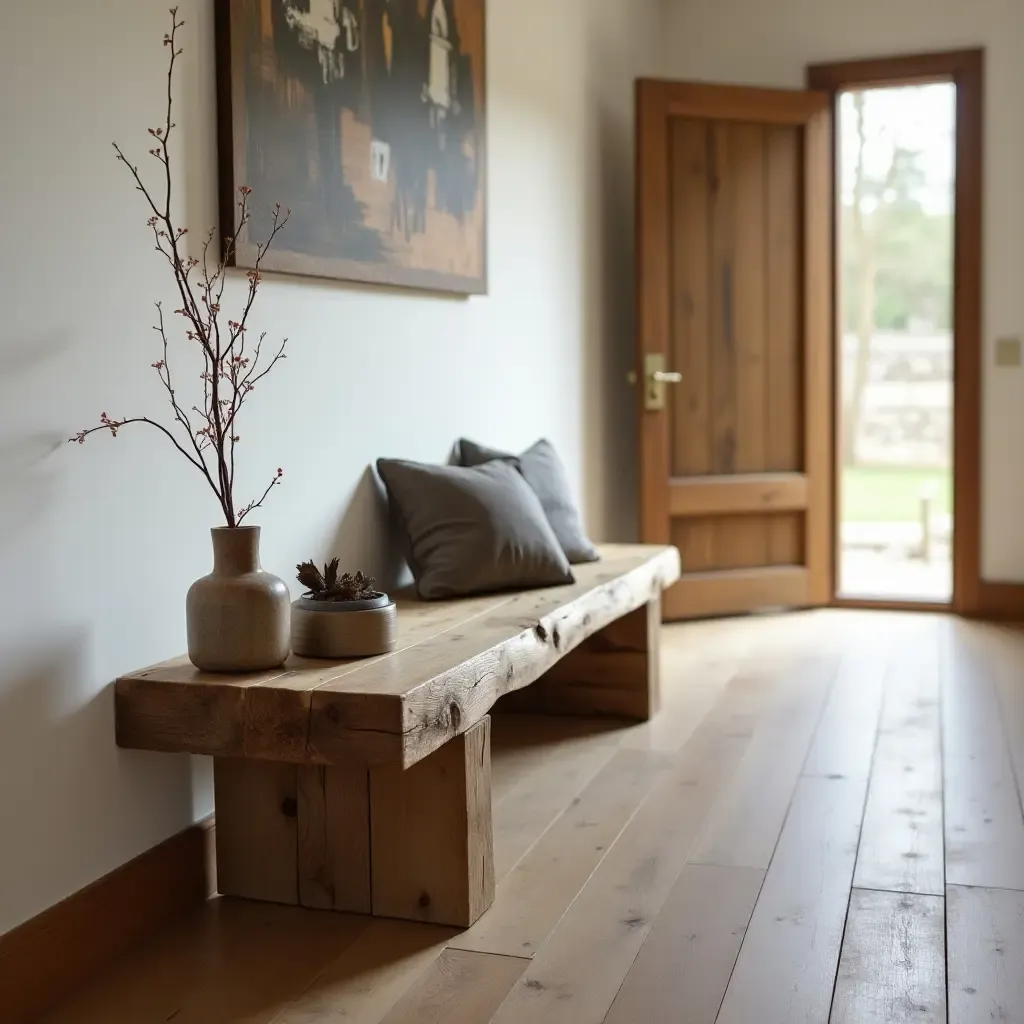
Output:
[71, 8, 291, 528]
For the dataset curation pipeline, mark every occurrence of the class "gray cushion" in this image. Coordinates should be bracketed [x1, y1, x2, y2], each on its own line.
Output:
[457, 439, 600, 565]
[376, 458, 575, 600]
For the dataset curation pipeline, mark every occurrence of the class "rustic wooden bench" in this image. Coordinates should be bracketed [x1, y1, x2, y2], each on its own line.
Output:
[115, 544, 681, 928]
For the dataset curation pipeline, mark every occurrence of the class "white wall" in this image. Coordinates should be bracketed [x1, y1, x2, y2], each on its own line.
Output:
[0, 0, 658, 935]
[661, 0, 1024, 582]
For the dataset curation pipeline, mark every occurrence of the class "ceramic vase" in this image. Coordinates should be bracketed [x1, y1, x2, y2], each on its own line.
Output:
[291, 593, 398, 659]
[186, 526, 290, 672]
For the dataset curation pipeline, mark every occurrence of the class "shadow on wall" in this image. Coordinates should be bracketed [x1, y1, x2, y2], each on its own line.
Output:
[0, 332, 72, 539]
[325, 466, 411, 594]
[581, 81, 641, 543]
[0, 434, 65, 539]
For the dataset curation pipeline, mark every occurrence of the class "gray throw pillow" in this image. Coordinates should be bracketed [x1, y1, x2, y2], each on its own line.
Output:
[457, 439, 600, 565]
[376, 458, 575, 600]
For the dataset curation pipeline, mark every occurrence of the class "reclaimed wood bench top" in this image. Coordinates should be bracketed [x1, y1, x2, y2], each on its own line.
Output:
[115, 544, 680, 769]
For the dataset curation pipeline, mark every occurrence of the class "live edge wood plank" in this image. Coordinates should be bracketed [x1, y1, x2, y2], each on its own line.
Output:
[115, 546, 680, 770]
[496, 597, 661, 721]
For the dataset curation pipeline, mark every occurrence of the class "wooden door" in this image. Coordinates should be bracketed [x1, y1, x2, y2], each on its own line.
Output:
[636, 80, 833, 621]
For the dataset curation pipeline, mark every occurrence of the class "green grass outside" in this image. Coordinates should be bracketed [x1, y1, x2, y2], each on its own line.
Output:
[841, 466, 952, 524]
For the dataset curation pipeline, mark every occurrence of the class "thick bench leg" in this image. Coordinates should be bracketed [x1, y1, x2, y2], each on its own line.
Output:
[213, 757, 372, 913]
[369, 716, 494, 928]
[213, 717, 495, 928]
[497, 596, 662, 720]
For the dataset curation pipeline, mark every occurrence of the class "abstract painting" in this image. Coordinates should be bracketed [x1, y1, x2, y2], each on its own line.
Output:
[216, 0, 487, 294]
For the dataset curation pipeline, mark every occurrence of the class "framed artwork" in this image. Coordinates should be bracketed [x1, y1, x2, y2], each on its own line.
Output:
[215, 0, 487, 294]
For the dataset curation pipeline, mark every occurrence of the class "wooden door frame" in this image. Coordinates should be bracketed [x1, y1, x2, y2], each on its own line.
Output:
[807, 50, 985, 616]
[635, 79, 834, 616]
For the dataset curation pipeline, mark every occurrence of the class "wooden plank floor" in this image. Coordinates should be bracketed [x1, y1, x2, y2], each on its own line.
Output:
[43, 612, 1024, 1024]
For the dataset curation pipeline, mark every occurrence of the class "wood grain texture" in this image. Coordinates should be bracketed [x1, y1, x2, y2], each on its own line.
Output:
[831, 889, 946, 1024]
[641, 81, 827, 621]
[214, 758, 299, 906]
[370, 718, 494, 928]
[490, 727, 620, 880]
[665, 566, 809, 619]
[40, 899, 370, 1024]
[670, 474, 808, 517]
[636, 81, 674, 543]
[379, 950, 528, 1024]
[0, 820, 212, 1024]
[116, 546, 680, 770]
[40, 611, 1024, 1024]
[802, 103, 834, 605]
[712, 123, 737, 479]
[807, 48, 983, 90]
[659, 80, 839, 125]
[973, 583, 1024, 620]
[987, 624, 1024, 801]
[620, 653, 738, 755]
[269, 919, 457, 1024]
[802, 628, 887, 782]
[488, 704, 753, 1024]
[855, 641, 944, 895]
[716, 775, 867, 1024]
[951, 50, 986, 616]
[671, 118, 713, 480]
[451, 748, 672, 957]
[497, 599, 661, 721]
[689, 655, 834, 869]
[766, 125, 804, 565]
[732, 121, 770, 568]
[604, 864, 764, 1024]
[947, 883, 1024, 1024]
[670, 118, 717, 574]
[708, 120, 747, 574]
[297, 762, 372, 913]
[943, 623, 1024, 890]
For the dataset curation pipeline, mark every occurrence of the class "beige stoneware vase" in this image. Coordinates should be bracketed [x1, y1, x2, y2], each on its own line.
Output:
[186, 526, 290, 672]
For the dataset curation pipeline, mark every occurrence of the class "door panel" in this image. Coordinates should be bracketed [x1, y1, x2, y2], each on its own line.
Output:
[669, 119, 716, 576]
[636, 80, 833, 621]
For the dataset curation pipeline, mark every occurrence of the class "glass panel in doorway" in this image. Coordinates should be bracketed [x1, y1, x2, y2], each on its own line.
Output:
[837, 83, 955, 603]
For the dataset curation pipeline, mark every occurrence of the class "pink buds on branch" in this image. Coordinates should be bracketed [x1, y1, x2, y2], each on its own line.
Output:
[69, 9, 292, 530]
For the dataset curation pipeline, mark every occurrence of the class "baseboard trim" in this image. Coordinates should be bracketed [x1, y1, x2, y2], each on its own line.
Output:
[975, 582, 1024, 621]
[0, 817, 215, 1023]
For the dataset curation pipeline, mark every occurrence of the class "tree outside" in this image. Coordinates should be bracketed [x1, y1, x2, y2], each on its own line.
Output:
[838, 84, 955, 600]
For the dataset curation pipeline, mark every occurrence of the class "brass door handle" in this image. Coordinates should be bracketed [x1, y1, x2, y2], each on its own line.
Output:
[628, 355, 682, 411]
[626, 369, 683, 385]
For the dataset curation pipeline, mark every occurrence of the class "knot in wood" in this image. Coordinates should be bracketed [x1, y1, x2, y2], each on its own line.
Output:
[448, 703, 462, 732]
[535, 623, 549, 642]
[280, 797, 298, 819]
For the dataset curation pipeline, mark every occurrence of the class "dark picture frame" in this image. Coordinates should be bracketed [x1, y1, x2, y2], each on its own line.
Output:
[215, 0, 488, 295]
